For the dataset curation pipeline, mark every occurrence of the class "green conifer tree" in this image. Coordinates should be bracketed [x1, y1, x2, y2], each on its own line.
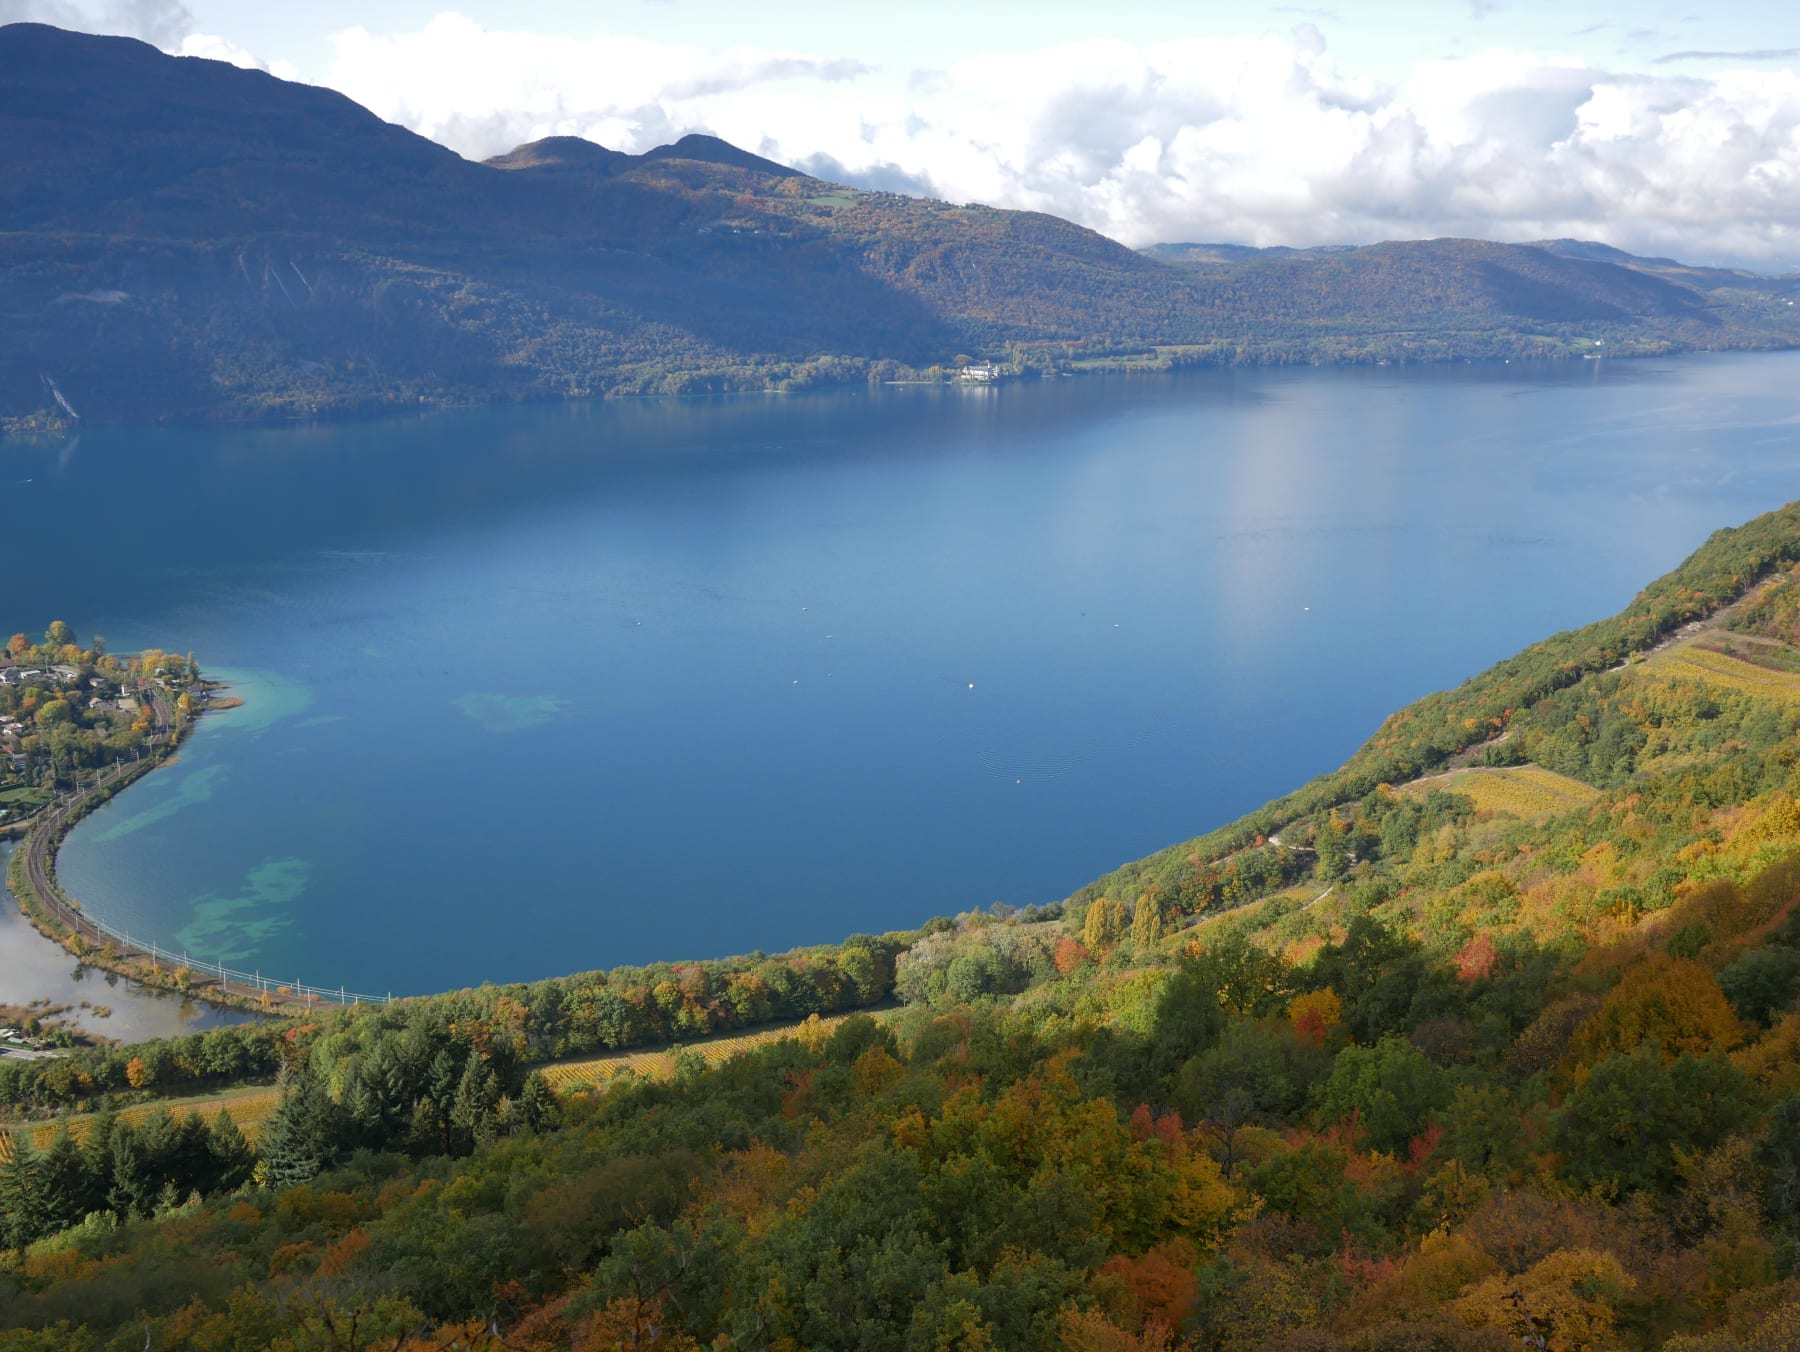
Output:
[518, 1072, 560, 1133]
[37, 1126, 95, 1236]
[0, 1134, 45, 1251]
[449, 1055, 501, 1156]
[206, 1109, 257, 1193]
[105, 1119, 156, 1219]
[260, 1064, 337, 1188]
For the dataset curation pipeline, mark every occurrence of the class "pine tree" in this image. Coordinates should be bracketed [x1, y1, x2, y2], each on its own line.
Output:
[260, 1063, 337, 1188]
[518, 1072, 560, 1133]
[106, 1119, 156, 1219]
[154, 1179, 183, 1217]
[206, 1109, 256, 1193]
[422, 1046, 462, 1154]
[83, 1101, 121, 1209]
[134, 1106, 182, 1202]
[449, 1055, 501, 1156]
[0, 1134, 44, 1251]
[342, 1075, 383, 1152]
[172, 1111, 215, 1193]
[427, 1045, 460, 1105]
[407, 1096, 442, 1156]
[37, 1126, 94, 1236]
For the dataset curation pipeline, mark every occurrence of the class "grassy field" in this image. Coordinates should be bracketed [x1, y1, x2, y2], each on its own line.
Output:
[0, 1083, 281, 1155]
[1402, 764, 1601, 819]
[536, 1010, 887, 1091]
[1647, 645, 1800, 702]
[0, 784, 50, 825]
[0, 1010, 894, 1154]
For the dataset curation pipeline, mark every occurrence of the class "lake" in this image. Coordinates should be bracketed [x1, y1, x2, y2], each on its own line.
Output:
[0, 841, 250, 1041]
[5, 355, 1799, 996]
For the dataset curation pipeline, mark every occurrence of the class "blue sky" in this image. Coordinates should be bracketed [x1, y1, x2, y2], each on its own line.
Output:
[5, 0, 1799, 265]
[170, 1, 1799, 83]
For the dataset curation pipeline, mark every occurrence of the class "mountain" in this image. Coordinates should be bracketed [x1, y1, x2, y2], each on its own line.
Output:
[1145, 235, 1796, 328]
[483, 135, 631, 174]
[1, 21, 1797, 436]
[484, 133, 798, 179]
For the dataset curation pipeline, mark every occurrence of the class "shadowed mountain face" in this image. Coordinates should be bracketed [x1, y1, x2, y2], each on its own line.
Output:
[1, 21, 1796, 431]
[481, 136, 632, 174]
[486, 133, 798, 179]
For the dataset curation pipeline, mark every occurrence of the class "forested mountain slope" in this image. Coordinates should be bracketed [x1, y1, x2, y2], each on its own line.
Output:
[1144, 237, 1800, 355]
[2, 22, 1797, 435]
[9, 507, 1800, 1347]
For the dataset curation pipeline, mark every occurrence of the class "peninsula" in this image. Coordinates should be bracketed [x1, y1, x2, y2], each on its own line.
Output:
[0, 624, 282, 1015]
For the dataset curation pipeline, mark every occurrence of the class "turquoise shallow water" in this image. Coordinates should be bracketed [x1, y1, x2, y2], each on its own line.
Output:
[7, 356, 1800, 994]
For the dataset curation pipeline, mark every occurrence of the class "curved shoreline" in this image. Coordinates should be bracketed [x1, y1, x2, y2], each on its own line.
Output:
[4, 684, 365, 1018]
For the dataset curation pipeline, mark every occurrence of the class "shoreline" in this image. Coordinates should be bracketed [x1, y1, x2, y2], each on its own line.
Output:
[3, 677, 362, 1019]
[0, 850, 252, 1044]
[5, 343, 1798, 447]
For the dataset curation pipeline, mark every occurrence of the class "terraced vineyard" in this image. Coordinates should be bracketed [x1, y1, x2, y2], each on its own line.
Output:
[1647, 645, 1800, 702]
[1402, 764, 1601, 819]
[537, 1010, 884, 1092]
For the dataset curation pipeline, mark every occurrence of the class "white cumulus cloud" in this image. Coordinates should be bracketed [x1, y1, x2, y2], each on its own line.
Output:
[310, 14, 1800, 269]
[321, 12, 870, 168]
[11, 3, 1800, 270]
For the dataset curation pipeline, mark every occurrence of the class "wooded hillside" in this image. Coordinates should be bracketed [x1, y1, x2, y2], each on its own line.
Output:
[3, 22, 1795, 436]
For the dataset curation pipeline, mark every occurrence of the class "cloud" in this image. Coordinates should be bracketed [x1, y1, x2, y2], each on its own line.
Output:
[0, 0, 83, 27]
[750, 35, 1799, 269]
[0, 0, 292, 75]
[0, 0, 191, 46]
[301, 18, 1798, 268]
[1653, 48, 1800, 64]
[27, 7, 1800, 272]
[793, 152, 936, 197]
[321, 13, 878, 163]
[104, 0, 186, 47]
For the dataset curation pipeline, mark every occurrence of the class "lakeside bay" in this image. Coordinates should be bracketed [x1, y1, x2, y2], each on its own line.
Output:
[8, 354, 1800, 995]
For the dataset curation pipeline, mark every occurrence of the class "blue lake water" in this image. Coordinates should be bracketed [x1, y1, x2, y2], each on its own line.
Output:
[5, 355, 1799, 995]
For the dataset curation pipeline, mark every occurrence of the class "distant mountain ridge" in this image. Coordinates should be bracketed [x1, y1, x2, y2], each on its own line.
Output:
[2, 21, 1796, 433]
[483, 133, 799, 180]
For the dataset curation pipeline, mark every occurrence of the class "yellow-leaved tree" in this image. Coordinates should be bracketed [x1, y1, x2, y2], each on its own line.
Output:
[1570, 954, 1744, 1066]
[1452, 1247, 1635, 1351]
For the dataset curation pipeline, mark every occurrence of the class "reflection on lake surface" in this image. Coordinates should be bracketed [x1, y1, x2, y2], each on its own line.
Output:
[4, 355, 1798, 995]
[0, 843, 253, 1040]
